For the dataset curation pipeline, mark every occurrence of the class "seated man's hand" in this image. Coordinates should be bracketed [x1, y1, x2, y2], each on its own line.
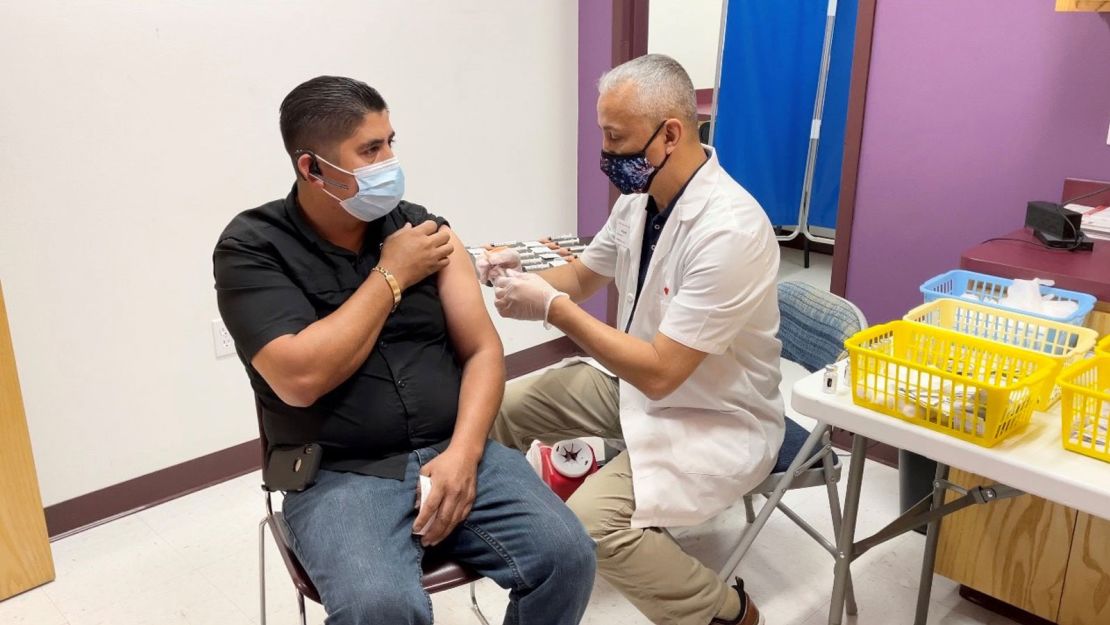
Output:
[475, 248, 521, 284]
[414, 448, 479, 547]
[380, 220, 453, 290]
[493, 271, 568, 323]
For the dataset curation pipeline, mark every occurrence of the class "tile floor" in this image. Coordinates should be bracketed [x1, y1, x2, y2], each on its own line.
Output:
[0, 251, 1014, 624]
[0, 457, 1013, 625]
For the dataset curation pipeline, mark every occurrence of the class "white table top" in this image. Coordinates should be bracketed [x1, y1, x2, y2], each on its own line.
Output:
[792, 371, 1110, 521]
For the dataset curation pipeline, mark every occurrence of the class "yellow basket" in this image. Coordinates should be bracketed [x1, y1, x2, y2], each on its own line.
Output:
[845, 321, 1056, 447]
[1097, 335, 1110, 357]
[1058, 356, 1110, 463]
[903, 299, 1097, 409]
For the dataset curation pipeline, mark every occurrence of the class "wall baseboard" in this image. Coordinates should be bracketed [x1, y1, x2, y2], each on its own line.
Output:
[44, 336, 583, 539]
[44, 440, 260, 540]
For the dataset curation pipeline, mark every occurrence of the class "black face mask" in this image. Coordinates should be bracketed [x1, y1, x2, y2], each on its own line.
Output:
[599, 121, 671, 195]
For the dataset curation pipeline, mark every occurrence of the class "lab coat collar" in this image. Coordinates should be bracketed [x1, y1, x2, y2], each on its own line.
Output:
[673, 146, 719, 223]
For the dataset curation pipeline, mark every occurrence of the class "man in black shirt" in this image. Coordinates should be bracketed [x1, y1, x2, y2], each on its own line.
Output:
[213, 76, 595, 625]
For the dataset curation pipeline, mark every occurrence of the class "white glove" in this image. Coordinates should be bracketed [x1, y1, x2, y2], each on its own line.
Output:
[476, 248, 522, 284]
[493, 270, 568, 327]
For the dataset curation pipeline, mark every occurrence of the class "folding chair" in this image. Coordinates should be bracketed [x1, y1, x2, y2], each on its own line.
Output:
[717, 281, 867, 617]
[255, 400, 490, 625]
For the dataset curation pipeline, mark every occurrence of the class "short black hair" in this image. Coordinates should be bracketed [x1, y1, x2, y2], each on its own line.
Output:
[279, 76, 387, 156]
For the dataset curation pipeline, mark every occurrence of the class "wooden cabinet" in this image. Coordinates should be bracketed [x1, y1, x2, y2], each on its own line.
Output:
[0, 282, 54, 600]
[1086, 303, 1110, 338]
[936, 465, 1110, 622]
[935, 469, 1077, 622]
[946, 182, 1110, 620]
[1058, 513, 1110, 625]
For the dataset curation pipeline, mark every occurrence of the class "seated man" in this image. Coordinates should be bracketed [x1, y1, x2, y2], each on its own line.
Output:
[484, 55, 783, 625]
[213, 76, 595, 625]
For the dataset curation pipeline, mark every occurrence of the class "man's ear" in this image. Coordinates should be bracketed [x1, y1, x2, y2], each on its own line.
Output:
[295, 152, 321, 185]
[663, 118, 683, 152]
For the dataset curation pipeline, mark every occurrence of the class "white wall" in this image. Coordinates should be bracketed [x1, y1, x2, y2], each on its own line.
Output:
[648, 0, 725, 90]
[0, 0, 577, 506]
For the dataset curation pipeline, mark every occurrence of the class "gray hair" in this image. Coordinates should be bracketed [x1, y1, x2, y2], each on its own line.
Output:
[598, 54, 698, 126]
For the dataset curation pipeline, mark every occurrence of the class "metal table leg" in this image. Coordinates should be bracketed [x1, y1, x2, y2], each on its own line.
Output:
[914, 463, 950, 625]
[828, 434, 868, 625]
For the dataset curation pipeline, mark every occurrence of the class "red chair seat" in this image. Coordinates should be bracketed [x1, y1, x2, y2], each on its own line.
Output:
[267, 511, 483, 605]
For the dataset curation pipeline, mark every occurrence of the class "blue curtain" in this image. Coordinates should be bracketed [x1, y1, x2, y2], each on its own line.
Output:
[713, 0, 857, 230]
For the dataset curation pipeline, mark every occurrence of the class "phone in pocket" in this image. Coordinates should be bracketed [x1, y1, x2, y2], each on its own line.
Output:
[262, 443, 322, 492]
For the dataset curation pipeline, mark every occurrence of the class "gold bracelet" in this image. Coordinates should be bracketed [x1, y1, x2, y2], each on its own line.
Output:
[373, 266, 401, 312]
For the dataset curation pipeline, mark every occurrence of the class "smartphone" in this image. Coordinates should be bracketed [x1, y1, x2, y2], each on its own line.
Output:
[262, 443, 322, 492]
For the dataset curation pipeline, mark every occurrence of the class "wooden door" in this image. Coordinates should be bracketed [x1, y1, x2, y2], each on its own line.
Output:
[0, 282, 55, 600]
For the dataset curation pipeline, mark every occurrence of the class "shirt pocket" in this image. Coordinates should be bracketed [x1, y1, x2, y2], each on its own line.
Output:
[299, 271, 354, 313]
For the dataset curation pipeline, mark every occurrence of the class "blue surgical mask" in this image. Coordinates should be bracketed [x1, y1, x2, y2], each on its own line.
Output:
[600, 121, 670, 195]
[311, 154, 406, 222]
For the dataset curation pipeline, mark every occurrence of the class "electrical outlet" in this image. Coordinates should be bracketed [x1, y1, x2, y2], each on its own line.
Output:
[211, 319, 236, 358]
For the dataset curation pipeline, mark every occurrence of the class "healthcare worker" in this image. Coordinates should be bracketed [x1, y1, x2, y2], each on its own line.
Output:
[481, 54, 783, 625]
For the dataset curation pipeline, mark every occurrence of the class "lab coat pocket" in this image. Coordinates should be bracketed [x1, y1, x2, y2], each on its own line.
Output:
[652, 407, 748, 477]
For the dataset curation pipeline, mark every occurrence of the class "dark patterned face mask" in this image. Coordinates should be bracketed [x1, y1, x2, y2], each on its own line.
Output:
[599, 121, 671, 195]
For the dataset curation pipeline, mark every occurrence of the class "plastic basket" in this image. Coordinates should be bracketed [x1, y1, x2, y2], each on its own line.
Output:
[920, 270, 1096, 326]
[1098, 335, 1110, 357]
[1058, 356, 1110, 463]
[845, 321, 1056, 447]
[903, 299, 1097, 408]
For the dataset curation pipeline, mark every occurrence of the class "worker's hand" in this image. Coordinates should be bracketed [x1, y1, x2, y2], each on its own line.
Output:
[475, 248, 522, 284]
[493, 270, 569, 324]
[414, 447, 479, 547]
[379, 221, 452, 290]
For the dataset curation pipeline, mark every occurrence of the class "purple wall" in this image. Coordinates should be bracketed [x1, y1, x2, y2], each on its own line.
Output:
[578, 0, 614, 319]
[578, 1, 614, 237]
[845, 3, 1110, 324]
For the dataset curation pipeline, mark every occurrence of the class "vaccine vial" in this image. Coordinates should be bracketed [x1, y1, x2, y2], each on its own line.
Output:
[823, 363, 839, 394]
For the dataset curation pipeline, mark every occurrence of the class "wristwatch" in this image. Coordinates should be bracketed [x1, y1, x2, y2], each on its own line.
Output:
[373, 266, 401, 312]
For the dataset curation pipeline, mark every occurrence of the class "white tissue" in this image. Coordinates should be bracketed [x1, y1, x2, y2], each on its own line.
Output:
[996, 278, 1079, 320]
[414, 475, 437, 536]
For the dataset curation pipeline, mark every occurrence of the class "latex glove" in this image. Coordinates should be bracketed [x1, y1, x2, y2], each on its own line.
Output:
[475, 248, 522, 285]
[493, 270, 568, 326]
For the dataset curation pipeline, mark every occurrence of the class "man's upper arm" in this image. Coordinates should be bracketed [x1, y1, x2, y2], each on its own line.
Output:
[437, 228, 502, 362]
[213, 237, 315, 361]
[658, 228, 777, 356]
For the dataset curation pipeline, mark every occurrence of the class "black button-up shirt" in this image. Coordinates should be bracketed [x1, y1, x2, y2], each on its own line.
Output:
[628, 158, 707, 330]
[635, 197, 674, 304]
[213, 187, 458, 479]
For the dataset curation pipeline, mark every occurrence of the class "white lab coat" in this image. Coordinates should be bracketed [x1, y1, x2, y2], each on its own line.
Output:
[579, 147, 785, 529]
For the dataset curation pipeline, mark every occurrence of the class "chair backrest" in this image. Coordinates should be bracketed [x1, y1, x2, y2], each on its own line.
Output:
[777, 281, 868, 373]
[254, 396, 268, 467]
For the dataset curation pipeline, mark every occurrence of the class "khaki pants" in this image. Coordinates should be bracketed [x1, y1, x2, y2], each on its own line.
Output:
[492, 364, 733, 625]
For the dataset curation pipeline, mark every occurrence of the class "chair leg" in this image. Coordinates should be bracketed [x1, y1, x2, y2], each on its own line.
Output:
[718, 424, 829, 580]
[298, 591, 307, 625]
[258, 518, 268, 625]
[470, 582, 490, 625]
[823, 455, 858, 616]
[743, 495, 757, 524]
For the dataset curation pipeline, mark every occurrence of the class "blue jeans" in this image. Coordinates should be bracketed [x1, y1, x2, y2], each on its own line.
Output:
[282, 440, 596, 625]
